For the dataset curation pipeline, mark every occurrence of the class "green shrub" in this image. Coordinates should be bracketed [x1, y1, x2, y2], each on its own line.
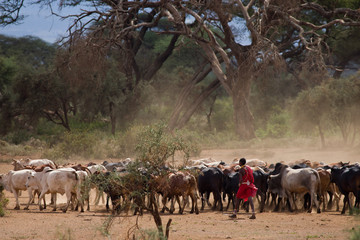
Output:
[45, 130, 97, 159]
[0, 186, 9, 217]
[256, 109, 290, 139]
[3, 129, 32, 144]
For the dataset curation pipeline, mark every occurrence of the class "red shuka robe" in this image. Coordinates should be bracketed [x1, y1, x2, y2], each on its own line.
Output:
[236, 165, 258, 202]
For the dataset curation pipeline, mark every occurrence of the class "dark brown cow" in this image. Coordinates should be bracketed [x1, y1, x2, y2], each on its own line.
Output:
[154, 171, 199, 214]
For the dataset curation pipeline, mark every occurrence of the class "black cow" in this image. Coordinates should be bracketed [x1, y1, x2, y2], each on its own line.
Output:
[267, 162, 286, 211]
[253, 169, 269, 212]
[197, 167, 224, 211]
[223, 172, 239, 211]
[331, 165, 360, 214]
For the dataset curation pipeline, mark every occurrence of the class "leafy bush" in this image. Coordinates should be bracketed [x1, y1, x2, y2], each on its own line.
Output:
[211, 97, 234, 132]
[135, 122, 197, 168]
[3, 129, 32, 144]
[0, 186, 9, 217]
[256, 107, 290, 138]
[44, 130, 97, 159]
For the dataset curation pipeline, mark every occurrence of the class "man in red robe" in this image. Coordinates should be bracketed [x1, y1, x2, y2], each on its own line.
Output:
[229, 158, 257, 219]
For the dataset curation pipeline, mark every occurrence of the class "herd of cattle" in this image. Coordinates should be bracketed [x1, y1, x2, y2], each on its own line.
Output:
[0, 157, 359, 216]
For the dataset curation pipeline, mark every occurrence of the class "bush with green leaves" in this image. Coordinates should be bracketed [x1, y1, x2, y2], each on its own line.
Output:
[46, 130, 97, 159]
[256, 106, 290, 139]
[0, 185, 9, 217]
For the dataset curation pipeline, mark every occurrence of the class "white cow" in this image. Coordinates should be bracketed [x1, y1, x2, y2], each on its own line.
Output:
[74, 170, 90, 211]
[20, 158, 57, 169]
[0, 170, 38, 210]
[269, 164, 321, 213]
[26, 167, 83, 212]
[232, 158, 267, 168]
[87, 164, 106, 205]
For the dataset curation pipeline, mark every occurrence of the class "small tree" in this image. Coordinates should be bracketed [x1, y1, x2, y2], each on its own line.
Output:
[90, 122, 197, 239]
[132, 122, 196, 239]
[327, 75, 360, 145]
[292, 85, 332, 148]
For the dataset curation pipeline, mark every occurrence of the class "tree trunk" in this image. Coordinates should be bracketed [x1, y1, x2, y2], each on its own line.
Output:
[109, 101, 116, 135]
[317, 124, 326, 149]
[232, 93, 256, 140]
[148, 192, 165, 239]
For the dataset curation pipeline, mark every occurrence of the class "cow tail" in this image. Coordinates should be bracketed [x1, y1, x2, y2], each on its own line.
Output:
[73, 171, 79, 181]
[191, 175, 199, 199]
[314, 170, 321, 197]
[85, 167, 92, 176]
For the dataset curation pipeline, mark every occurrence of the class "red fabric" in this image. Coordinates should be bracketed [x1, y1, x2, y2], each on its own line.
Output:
[236, 165, 258, 202]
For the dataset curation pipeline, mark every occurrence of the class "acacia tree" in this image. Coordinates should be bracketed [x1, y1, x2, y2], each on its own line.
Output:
[291, 85, 332, 148]
[2, 0, 360, 140]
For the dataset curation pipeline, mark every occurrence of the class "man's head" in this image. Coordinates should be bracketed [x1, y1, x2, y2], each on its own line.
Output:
[239, 158, 246, 166]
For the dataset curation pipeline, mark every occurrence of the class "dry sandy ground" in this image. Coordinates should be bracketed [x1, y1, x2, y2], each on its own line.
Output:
[0, 146, 359, 240]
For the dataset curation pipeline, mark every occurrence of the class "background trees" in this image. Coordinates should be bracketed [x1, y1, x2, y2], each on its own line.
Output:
[0, 1, 360, 147]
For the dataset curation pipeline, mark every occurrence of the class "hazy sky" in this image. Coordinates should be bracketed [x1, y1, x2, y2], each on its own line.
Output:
[0, 4, 83, 43]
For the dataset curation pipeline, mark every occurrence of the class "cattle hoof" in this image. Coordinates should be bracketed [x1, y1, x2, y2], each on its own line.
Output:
[62, 209, 67, 213]
[249, 214, 256, 219]
[24, 207, 29, 210]
[317, 209, 321, 214]
[14, 206, 20, 210]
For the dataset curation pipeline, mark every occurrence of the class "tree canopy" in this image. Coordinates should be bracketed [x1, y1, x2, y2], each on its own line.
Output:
[1, 0, 360, 141]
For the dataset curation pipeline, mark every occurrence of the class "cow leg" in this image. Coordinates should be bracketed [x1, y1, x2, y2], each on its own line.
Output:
[341, 194, 349, 214]
[52, 194, 57, 212]
[206, 192, 212, 207]
[72, 193, 77, 211]
[327, 190, 333, 210]
[335, 193, 341, 212]
[106, 194, 110, 212]
[62, 191, 73, 213]
[161, 194, 170, 213]
[212, 191, 222, 211]
[190, 192, 199, 214]
[42, 194, 47, 209]
[258, 191, 266, 213]
[13, 189, 21, 210]
[24, 188, 34, 210]
[309, 191, 320, 213]
[274, 196, 281, 212]
[200, 192, 205, 210]
[225, 193, 232, 211]
[179, 195, 185, 214]
[170, 197, 176, 214]
[349, 193, 354, 215]
[286, 191, 294, 212]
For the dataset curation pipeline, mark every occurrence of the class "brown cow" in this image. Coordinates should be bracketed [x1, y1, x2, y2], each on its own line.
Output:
[154, 171, 199, 214]
[317, 169, 331, 211]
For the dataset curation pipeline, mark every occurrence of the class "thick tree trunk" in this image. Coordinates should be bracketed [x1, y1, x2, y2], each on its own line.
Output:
[232, 93, 256, 140]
